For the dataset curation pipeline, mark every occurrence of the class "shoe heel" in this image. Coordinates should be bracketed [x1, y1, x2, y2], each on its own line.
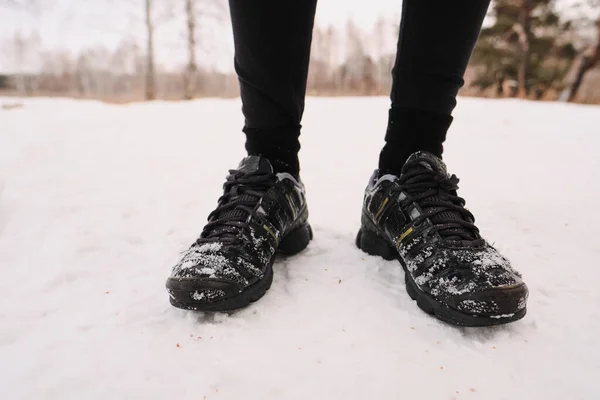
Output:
[279, 223, 313, 256]
[356, 229, 397, 260]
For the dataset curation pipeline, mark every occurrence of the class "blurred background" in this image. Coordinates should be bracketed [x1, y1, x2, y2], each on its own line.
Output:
[1, 0, 599, 104]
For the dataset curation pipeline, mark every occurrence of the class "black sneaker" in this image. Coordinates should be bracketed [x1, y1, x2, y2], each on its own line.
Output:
[166, 156, 312, 311]
[356, 151, 528, 326]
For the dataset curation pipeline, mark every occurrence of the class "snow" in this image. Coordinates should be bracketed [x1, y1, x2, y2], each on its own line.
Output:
[1, 96, 599, 399]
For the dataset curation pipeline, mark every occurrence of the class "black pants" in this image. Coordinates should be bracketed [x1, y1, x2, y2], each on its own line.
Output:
[229, 0, 490, 176]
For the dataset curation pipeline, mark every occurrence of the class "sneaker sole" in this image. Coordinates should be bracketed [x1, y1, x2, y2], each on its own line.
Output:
[356, 228, 527, 327]
[168, 223, 313, 312]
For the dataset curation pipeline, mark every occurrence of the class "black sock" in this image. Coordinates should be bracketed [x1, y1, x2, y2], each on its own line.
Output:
[378, 107, 453, 176]
[244, 126, 301, 177]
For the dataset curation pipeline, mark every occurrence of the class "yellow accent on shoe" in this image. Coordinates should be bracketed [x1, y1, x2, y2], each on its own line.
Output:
[374, 197, 389, 221]
[263, 224, 279, 246]
[396, 227, 413, 248]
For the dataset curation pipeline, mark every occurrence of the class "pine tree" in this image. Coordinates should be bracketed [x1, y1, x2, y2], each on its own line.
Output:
[471, 0, 577, 98]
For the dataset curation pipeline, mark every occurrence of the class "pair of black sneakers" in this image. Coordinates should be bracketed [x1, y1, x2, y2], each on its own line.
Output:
[166, 152, 528, 327]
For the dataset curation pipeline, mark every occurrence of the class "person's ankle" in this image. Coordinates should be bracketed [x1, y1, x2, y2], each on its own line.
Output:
[244, 126, 301, 177]
[378, 107, 451, 176]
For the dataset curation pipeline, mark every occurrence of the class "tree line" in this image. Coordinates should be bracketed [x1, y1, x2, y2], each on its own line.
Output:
[1, 0, 599, 103]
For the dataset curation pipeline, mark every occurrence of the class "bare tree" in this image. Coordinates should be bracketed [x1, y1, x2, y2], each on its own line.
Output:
[516, 0, 533, 98]
[324, 26, 341, 90]
[569, 17, 600, 101]
[181, 0, 226, 99]
[109, 0, 173, 100]
[144, 0, 156, 100]
[308, 26, 332, 93]
[344, 20, 368, 92]
[372, 16, 395, 92]
[12, 32, 26, 94]
[184, 0, 198, 100]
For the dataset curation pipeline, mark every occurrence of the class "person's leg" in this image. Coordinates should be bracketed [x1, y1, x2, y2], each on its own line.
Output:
[167, 2, 316, 311]
[378, 0, 491, 175]
[358, 0, 528, 327]
[229, 0, 318, 177]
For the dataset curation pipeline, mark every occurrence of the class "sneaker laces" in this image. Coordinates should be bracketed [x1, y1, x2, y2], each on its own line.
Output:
[197, 169, 277, 245]
[392, 165, 481, 242]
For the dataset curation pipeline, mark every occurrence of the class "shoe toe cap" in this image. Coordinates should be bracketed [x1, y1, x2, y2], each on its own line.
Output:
[430, 244, 528, 316]
[166, 276, 241, 303]
[166, 253, 250, 303]
[450, 282, 529, 316]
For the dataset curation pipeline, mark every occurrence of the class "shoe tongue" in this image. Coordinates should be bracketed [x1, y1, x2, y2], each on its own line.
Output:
[215, 156, 272, 226]
[401, 151, 476, 241]
[237, 155, 274, 175]
[402, 151, 448, 177]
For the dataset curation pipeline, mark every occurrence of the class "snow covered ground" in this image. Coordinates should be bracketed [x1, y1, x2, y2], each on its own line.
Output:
[1, 96, 599, 400]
